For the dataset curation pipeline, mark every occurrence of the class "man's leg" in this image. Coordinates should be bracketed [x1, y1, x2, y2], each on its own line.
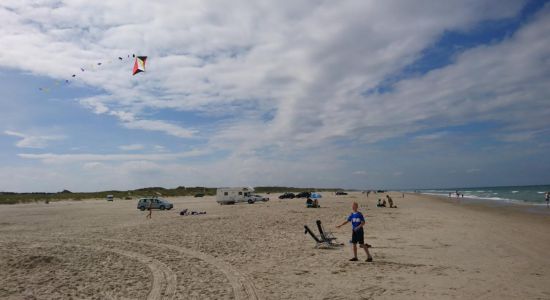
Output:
[359, 230, 373, 261]
[352, 243, 357, 259]
[363, 244, 372, 257]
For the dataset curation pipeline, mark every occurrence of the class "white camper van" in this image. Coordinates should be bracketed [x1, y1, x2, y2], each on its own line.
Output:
[216, 187, 254, 205]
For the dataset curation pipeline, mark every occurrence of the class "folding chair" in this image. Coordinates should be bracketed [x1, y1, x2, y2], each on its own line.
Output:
[316, 220, 336, 243]
[304, 224, 342, 248]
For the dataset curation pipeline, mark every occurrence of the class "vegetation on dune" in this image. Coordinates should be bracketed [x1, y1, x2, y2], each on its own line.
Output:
[253, 186, 344, 193]
[0, 186, 346, 204]
[0, 186, 214, 205]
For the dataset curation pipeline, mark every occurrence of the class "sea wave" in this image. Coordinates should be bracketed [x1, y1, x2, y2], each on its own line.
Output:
[421, 192, 543, 206]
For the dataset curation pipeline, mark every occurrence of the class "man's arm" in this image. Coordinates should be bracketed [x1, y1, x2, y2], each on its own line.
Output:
[336, 220, 349, 228]
[353, 220, 365, 231]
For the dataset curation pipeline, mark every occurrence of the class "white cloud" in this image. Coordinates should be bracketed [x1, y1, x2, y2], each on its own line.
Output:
[18, 148, 210, 164]
[79, 101, 196, 138]
[415, 132, 449, 141]
[153, 145, 167, 152]
[118, 144, 145, 151]
[1, 1, 549, 191]
[122, 119, 196, 138]
[83, 162, 104, 170]
[4, 130, 64, 148]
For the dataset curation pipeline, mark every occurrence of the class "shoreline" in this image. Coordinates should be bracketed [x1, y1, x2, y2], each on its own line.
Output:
[416, 192, 550, 214]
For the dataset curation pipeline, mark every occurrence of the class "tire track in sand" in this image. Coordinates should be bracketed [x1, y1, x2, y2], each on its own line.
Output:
[106, 239, 261, 300]
[43, 240, 177, 300]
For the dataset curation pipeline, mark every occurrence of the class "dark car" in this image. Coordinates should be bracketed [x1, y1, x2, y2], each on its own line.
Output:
[335, 191, 348, 195]
[194, 193, 205, 197]
[278, 192, 295, 199]
[295, 191, 311, 198]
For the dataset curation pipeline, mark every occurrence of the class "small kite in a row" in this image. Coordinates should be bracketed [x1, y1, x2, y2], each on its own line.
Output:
[39, 53, 147, 92]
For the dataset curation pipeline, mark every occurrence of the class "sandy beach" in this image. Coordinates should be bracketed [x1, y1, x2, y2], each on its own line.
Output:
[1, 192, 549, 299]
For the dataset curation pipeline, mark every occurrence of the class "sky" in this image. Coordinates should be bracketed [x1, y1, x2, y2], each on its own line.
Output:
[0, 0, 549, 192]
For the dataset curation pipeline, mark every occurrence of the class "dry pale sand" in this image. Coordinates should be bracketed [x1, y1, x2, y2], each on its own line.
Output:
[1, 192, 549, 300]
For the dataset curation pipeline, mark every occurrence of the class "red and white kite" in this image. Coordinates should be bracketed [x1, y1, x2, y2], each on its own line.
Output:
[132, 56, 147, 75]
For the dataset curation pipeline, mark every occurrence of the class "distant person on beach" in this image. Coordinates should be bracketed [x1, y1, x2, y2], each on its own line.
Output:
[337, 202, 373, 262]
[386, 195, 396, 208]
[377, 199, 385, 207]
[146, 199, 153, 219]
[545, 192, 550, 208]
[448, 192, 451, 198]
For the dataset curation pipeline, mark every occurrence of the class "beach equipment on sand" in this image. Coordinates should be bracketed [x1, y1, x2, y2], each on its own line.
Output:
[316, 220, 336, 243]
[304, 225, 326, 247]
[304, 220, 343, 248]
[310, 193, 322, 199]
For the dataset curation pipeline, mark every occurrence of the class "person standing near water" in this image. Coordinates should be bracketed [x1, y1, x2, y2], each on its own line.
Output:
[545, 192, 549, 208]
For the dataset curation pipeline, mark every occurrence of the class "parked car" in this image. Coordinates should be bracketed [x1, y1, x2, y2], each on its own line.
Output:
[335, 191, 348, 195]
[137, 197, 174, 210]
[248, 194, 269, 203]
[194, 193, 205, 197]
[295, 192, 311, 198]
[279, 192, 295, 199]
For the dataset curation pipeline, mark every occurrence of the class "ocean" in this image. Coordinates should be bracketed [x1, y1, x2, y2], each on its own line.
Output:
[417, 185, 550, 205]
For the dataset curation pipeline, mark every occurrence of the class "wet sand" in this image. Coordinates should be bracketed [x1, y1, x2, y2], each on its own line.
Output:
[1, 192, 549, 299]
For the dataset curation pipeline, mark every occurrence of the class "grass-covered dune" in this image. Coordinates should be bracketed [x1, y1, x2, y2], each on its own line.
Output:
[0, 186, 347, 204]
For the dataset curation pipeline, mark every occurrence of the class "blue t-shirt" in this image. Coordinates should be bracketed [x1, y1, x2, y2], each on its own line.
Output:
[347, 211, 365, 230]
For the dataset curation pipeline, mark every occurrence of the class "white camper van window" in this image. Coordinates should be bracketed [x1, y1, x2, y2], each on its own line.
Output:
[224, 192, 228, 196]
[238, 192, 242, 195]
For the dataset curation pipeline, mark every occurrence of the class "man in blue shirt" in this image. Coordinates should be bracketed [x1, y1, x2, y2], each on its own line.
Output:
[337, 202, 373, 262]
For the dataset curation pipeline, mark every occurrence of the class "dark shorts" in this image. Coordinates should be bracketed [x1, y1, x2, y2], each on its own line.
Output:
[351, 227, 364, 244]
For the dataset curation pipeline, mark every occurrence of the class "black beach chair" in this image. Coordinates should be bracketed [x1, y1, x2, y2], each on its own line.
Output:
[304, 225, 323, 244]
[316, 220, 336, 243]
[304, 224, 342, 248]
